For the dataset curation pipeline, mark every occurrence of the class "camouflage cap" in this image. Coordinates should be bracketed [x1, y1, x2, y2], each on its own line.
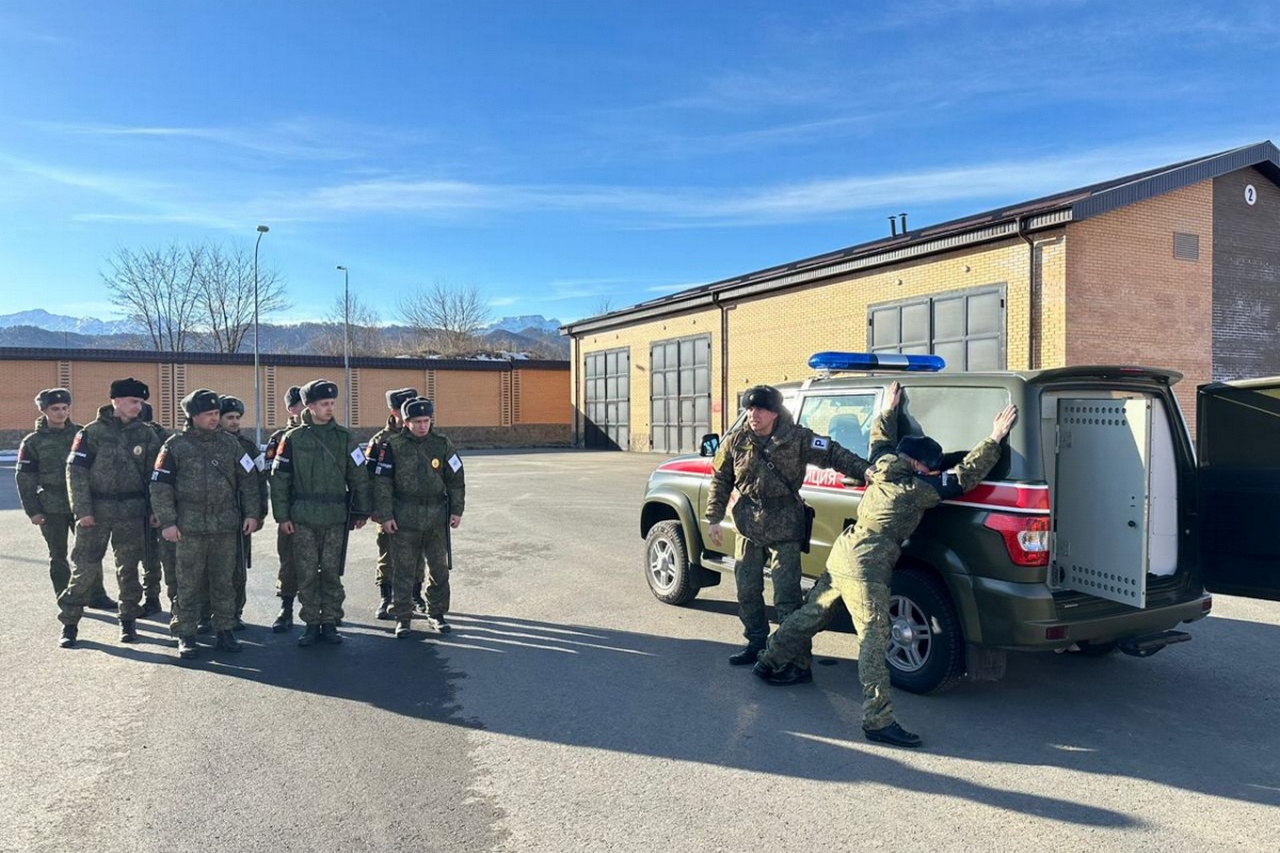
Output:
[897, 435, 944, 471]
[386, 387, 419, 411]
[181, 388, 222, 417]
[219, 395, 246, 416]
[35, 387, 71, 409]
[401, 397, 435, 420]
[301, 379, 339, 404]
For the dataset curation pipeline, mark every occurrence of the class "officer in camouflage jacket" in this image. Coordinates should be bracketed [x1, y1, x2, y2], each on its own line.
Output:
[264, 385, 304, 632]
[372, 396, 465, 637]
[151, 389, 261, 659]
[755, 382, 1017, 748]
[363, 386, 421, 620]
[271, 379, 370, 647]
[138, 401, 174, 613]
[16, 388, 109, 606]
[59, 377, 164, 648]
[218, 395, 268, 629]
[706, 385, 871, 666]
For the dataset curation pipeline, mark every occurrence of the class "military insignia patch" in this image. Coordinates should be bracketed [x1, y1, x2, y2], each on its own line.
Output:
[239, 453, 254, 473]
[350, 446, 366, 466]
[811, 437, 829, 450]
[133, 445, 143, 456]
[447, 453, 462, 472]
[431, 458, 441, 470]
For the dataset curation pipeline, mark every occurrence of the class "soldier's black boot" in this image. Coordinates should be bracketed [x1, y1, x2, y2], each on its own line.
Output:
[319, 623, 343, 645]
[752, 660, 813, 686]
[728, 641, 766, 666]
[426, 614, 451, 634]
[863, 721, 922, 749]
[177, 636, 199, 659]
[272, 596, 294, 633]
[59, 624, 78, 649]
[216, 630, 243, 653]
[395, 619, 413, 639]
[88, 593, 117, 611]
[119, 619, 138, 644]
[376, 583, 394, 621]
[233, 614, 247, 631]
[298, 624, 321, 647]
[196, 618, 214, 636]
[412, 583, 427, 614]
[141, 596, 162, 617]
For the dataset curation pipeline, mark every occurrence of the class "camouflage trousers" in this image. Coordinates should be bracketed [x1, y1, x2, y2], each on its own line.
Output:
[171, 532, 237, 637]
[388, 526, 450, 620]
[275, 525, 297, 598]
[142, 526, 177, 601]
[60, 517, 148, 624]
[758, 527, 899, 730]
[37, 513, 104, 599]
[292, 524, 347, 626]
[201, 534, 250, 621]
[734, 539, 806, 654]
[375, 526, 426, 588]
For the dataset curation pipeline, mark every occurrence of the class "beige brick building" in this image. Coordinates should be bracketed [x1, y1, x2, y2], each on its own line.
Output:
[2, 349, 570, 448]
[564, 142, 1280, 451]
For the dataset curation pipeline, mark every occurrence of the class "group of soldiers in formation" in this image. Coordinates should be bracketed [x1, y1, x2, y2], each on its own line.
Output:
[17, 379, 465, 660]
[709, 382, 1016, 748]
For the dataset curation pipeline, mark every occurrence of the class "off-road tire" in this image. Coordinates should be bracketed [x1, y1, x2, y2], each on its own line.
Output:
[887, 567, 965, 695]
[644, 521, 699, 605]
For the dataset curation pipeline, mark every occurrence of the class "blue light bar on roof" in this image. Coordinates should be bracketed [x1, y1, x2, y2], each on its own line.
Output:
[808, 352, 945, 373]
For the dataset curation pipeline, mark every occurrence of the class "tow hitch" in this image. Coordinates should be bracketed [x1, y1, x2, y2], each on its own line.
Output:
[1118, 630, 1192, 658]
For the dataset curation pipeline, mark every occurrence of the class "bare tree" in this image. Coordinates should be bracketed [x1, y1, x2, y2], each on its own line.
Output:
[312, 292, 385, 357]
[196, 241, 288, 353]
[593, 297, 615, 315]
[398, 281, 492, 355]
[103, 243, 205, 352]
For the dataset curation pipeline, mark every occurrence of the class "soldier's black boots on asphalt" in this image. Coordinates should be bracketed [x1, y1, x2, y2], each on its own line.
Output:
[376, 583, 394, 620]
[319, 623, 343, 644]
[728, 642, 766, 666]
[395, 619, 413, 639]
[88, 593, 117, 611]
[426, 615, 450, 633]
[140, 596, 162, 617]
[298, 624, 321, 647]
[119, 619, 138, 644]
[272, 596, 294, 633]
[58, 624, 77, 648]
[196, 619, 214, 635]
[215, 630, 243, 653]
[177, 636, 198, 659]
[862, 722, 922, 748]
[412, 582, 428, 614]
[751, 660, 813, 685]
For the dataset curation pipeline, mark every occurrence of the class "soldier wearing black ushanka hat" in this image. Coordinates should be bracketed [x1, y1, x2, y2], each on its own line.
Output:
[214, 395, 268, 631]
[264, 385, 306, 633]
[371, 396, 465, 638]
[270, 378, 371, 647]
[364, 386, 420, 620]
[57, 377, 165, 649]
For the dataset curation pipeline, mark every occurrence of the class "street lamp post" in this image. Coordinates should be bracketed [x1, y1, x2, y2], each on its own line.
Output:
[253, 225, 269, 448]
[336, 265, 351, 426]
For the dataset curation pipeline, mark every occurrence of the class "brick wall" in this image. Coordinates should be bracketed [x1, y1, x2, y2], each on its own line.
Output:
[1065, 180, 1214, 426]
[1212, 166, 1280, 381]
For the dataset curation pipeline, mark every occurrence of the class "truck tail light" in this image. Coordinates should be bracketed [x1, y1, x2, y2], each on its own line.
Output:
[983, 513, 1050, 567]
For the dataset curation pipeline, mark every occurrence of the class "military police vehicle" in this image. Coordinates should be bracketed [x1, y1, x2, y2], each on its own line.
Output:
[640, 352, 1280, 694]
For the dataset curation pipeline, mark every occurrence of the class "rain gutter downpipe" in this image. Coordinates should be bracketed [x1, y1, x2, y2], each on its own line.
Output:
[1016, 217, 1037, 371]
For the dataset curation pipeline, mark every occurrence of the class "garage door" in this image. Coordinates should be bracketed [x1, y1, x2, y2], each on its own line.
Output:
[583, 348, 629, 449]
[651, 335, 711, 454]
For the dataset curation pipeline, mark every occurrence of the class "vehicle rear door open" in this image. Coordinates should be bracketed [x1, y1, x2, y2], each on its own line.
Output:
[1197, 378, 1280, 602]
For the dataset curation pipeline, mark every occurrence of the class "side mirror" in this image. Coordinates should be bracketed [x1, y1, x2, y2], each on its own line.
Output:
[699, 433, 720, 457]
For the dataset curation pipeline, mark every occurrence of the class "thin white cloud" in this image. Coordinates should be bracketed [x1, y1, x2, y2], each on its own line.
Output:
[489, 296, 520, 307]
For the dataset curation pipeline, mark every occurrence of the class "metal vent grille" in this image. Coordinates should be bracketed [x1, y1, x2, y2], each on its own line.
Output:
[265, 367, 277, 428]
[57, 360, 72, 389]
[501, 372, 513, 427]
[512, 370, 522, 424]
[425, 370, 437, 403]
[349, 369, 360, 426]
[1173, 231, 1200, 260]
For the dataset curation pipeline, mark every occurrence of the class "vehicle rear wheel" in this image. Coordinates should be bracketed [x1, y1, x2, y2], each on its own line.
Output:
[644, 521, 699, 605]
[886, 567, 965, 695]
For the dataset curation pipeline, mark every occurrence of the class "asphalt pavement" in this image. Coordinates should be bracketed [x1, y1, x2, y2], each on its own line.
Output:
[0, 449, 1276, 852]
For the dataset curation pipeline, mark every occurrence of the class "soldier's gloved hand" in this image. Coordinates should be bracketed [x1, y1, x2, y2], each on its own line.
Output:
[450, 514, 462, 529]
[30, 514, 45, 526]
[383, 519, 399, 534]
[280, 521, 295, 535]
[707, 522, 724, 546]
[78, 515, 95, 528]
[162, 525, 182, 543]
[242, 518, 260, 535]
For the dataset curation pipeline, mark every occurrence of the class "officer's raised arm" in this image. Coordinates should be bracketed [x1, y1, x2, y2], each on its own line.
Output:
[937, 404, 1018, 499]
[866, 381, 902, 463]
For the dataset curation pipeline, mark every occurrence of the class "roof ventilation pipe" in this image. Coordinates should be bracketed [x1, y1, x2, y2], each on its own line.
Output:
[899, 212, 908, 234]
[888, 216, 898, 236]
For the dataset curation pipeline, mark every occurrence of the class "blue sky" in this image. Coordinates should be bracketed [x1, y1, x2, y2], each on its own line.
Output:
[1, 1, 1277, 327]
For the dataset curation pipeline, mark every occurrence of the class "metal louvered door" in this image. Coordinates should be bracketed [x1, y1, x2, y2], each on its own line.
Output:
[650, 336, 710, 454]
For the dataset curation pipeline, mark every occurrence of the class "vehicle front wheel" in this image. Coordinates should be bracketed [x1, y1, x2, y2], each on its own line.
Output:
[644, 521, 700, 605]
[885, 567, 965, 695]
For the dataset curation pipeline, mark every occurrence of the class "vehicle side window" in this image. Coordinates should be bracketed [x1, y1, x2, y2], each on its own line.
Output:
[797, 394, 878, 458]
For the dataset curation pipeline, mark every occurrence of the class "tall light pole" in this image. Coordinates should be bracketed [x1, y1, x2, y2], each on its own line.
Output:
[336, 265, 351, 426]
[253, 225, 269, 447]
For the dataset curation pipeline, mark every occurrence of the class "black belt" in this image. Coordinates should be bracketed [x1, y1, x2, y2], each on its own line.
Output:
[90, 489, 146, 501]
[291, 492, 347, 504]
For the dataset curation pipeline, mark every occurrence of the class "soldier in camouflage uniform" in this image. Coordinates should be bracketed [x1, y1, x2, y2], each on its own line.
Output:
[137, 401, 174, 614]
[151, 389, 262, 660]
[218, 396, 269, 629]
[58, 377, 164, 648]
[16, 389, 112, 607]
[754, 383, 1017, 748]
[705, 385, 871, 667]
[264, 386, 304, 632]
[270, 379, 370, 647]
[371, 397, 465, 638]
[364, 386, 419, 620]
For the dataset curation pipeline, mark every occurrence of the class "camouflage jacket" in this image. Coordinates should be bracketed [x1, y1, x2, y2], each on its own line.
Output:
[269, 413, 371, 527]
[228, 430, 269, 520]
[371, 428, 465, 531]
[707, 410, 870, 545]
[67, 405, 164, 522]
[363, 415, 401, 478]
[150, 426, 260, 535]
[263, 416, 300, 476]
[15, 416, 81, 517]
[855, 409, 1003, 542]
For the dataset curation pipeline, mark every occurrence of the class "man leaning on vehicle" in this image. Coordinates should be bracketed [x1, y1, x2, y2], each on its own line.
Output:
[705, 384, 872, 667]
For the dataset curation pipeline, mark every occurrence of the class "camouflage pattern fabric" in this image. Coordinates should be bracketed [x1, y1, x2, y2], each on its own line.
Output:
[37, 514, 75, 596]
[292, 524, 347, 625]
[264, 417, 300, 598]
[363, 418, 426, 587]
[734, 540, 807, 658]
[16, 416, 80, 517]
[59, 520, 146, 624]
[170, 533, 238, 636]
[229, 430, 267, 616]
[388, 527, 450, 619]
[269, 413, 370, 528]
[139, 420, 171, 599]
